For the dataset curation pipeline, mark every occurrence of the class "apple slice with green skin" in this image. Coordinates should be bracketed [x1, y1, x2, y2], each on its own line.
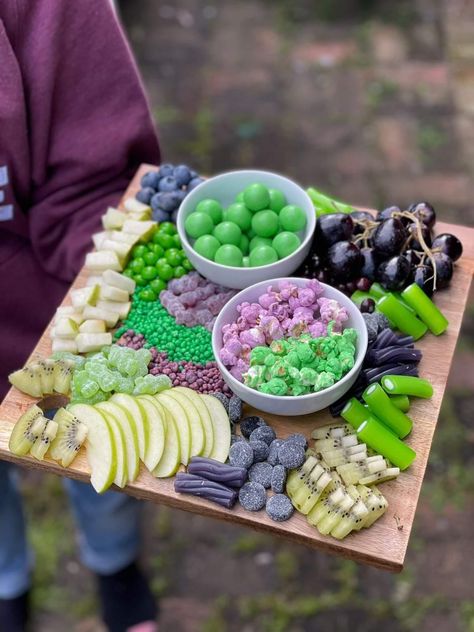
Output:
[96, 401, 139, 482]
[95, 408, 128, 488]
[110, 393, 147, 462]
[200, 395, 231, 463]
[172, 387, 214, 457]
[135, 397, 166, 471]
[139, 396, 181, 478]
[69, 404, 116, 493]
[156, 392, 191, 465]
[163, 389, 205, 458]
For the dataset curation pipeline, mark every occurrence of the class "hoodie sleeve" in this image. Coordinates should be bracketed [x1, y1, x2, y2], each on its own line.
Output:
[13, 0, 160, 281]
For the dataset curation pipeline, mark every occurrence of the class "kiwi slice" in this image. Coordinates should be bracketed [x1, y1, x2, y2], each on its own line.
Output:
[50, 408, 88, 466]
[36, 359, 56, 395]
[30, 419, 59, 460]
[9, 405, 48, 455]
[53, 359, 75, 395]
[8, 365, 43, 397]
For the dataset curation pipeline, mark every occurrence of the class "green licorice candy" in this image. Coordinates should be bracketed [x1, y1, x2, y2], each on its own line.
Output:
[377, 294, 428, 340]
[389, 394, 410, 412]
[341, 397, 369, 430]
[401, 283, 449, 335]
[368, 282, 387, 299]
[356, 417, 416, 470]
[381, 375, 433, 399]
[350, 290, 372, 305]
[362, 383, 413, 439]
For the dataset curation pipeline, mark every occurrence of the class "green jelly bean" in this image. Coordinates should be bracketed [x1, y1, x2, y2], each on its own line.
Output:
[401, 283, 448, 335]
[389, 394, 410, 412]
[341, 397, 369, 430]
[377, 293, 427, 340]
[381, 375, 433, 399]
[362, 383, 412, 439]
[356, 417, 416, 470]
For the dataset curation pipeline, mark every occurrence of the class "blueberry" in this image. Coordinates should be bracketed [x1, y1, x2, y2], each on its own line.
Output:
[210, 392, 229, 412]
[155, 192, 179, 213]
[173, 165, 192, 187]
[266, 494, 294, 522]
[240, 416, 266, 439]
[271, 465, 287, 494]
[159, 176, 179, 192]
[285, 433, 307, 450]
[171, 209, 179, 223]
[187, 176, 205, 191]
[249, 425, 276, 446]
[249, 439, 269, 463]
[239, 481, 266, 512]
[150, 193, 163, 211]
[229, 441, 253, 469]
[153, 208, 172, 223]
[157, 163, 174, 178]
[228, 395, 243, 424]
[189, 169, 199, 179]
[267, 439, 284, 465]
[136, 187, 155, 205]
[277, 442, 306, 469]
[140, 171, 161, 189]
[248, 462, 273, 489]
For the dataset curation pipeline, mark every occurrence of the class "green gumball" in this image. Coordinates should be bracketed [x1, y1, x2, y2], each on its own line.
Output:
[251, 210, 279, 238]
[249, 245, 278, 267]
[279, 205, 307, 232]
[196, 199, 223, 224]
[272, 231, 301, 259]
[214, 244, 243, 267]
[194, 234, 221, 260]
[225, 203, 252, 232]
[268, 188, 286, 214]
[185, 212, 214, 239]
[243, 183, 270, 212]
[213, 221, 242, 246]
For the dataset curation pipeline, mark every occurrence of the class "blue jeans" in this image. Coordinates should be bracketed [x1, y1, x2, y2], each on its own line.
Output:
[0, 461, 142, 599]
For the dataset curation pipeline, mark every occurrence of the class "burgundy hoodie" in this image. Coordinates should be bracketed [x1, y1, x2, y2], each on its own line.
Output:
[0, 0, 160, 400]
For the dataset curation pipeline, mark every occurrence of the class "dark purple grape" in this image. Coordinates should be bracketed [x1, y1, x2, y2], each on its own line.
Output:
[372, 218, 408, 257]
[351, 211, 374, 234]
[376, 255, 411, 291]
[356, 277, 371, 292]
[408, 202, 436, 229]
[360, 298, 376, 313]
[413, 264, 434, 297]
[360, 247, 378, 281]
[346, 281, 357, 295]
[432, 233, 463, 262]
[315, 213, 354, 249]
[327, 241, 363, 281]
[432, 252, 453, 289]
[376, 205, 402, 222]
[407, 222, 432, 251]
[404, 249, 421, 268]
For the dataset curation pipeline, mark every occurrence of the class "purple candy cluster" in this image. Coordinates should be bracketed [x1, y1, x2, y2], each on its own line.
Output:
[220, 279, 349, 381]
[159, 272, 236, 331]
[117, 330, 231, 395]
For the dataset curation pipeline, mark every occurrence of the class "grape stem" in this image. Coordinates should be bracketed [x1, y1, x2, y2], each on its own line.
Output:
[394, 211, 437, 291]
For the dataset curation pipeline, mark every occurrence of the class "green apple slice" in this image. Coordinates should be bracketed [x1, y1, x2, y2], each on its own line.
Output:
[96, 401, 140, 482]
[69, 404, 116, 493]
[95, 408, 128, 488]
[110, 393, 147, 462]
[157, 392, 191, 465]
[172, 387, 214, 457]
[139, 396, 181, 478]
[163, 389, 204, 458]
[136, 397, 166, 471]
[200, 395, 231, 463]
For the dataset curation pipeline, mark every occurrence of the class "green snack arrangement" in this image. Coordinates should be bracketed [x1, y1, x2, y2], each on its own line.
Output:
[362, 383, 413, 439]
[357, 417, 416, 470]
[401, 283, 449, 335]
[389, 394, 410, 412]
[377, 294, 428, 340]
[381, 375, 433, 399]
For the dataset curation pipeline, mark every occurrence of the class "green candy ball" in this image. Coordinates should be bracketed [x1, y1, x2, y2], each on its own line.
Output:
[195, 198, 223, 224]
[225, 203, 252, 232]
[173, 265, 186, 278]
[144, 251, 158, 266]
[213, 221, 242, 246]
[279, 205, 307, 232]
[194, 234, 221, 260]
[150, 278, 166, 294]
[139, 288, 157, 302]
[157, 222, 176, 236]
[214, 244, 243, 267]
[235, 191, 245, 203]
[251, 210, 279, 238]
[132, 245, 147, 259]
[249, 235, 272, 251]
[268, 189, 287, 213]
[249, 245, 278, 267]
[142, 266, 158, 281]
[243, 183, 270, 212]
[185, 212, 214, 239]
[242, 256, 250, 267]
[239, 234, 250, 255]
[272, 231, 301, 258]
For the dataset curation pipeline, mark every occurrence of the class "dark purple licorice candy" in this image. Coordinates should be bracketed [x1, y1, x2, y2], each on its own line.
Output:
[174, 473, 237, 508]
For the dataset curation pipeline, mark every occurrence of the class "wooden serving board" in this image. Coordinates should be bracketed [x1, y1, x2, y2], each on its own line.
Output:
[1, 164, 473, 572]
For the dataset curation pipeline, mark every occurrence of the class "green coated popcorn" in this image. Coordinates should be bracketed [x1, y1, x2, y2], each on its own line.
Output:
[270, 339, 288, 355]
[264, 353, 277, 367]
[244, 365, 266, 388]
[285, 351, 301, 368]
[299, 367, 317, 386]
[250, 346, 273, 366]
[314, 372, 336, 392]
[259, 378, 288, 396]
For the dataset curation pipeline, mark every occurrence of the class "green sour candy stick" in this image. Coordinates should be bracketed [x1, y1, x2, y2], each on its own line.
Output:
[350, 290, 372, 305]
[401, 283, 449, 335]
[362, 383, 413, 439]
[341, 397, 369, 430]
[368, 282, 387, 299]
[357, 417, 416, 470]
[389, 394, 410, 412]
[377, 294, 427, 340]
[381, 375, 433, 399]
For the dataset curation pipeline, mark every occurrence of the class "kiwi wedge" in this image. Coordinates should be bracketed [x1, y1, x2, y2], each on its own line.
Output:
[8, 365, 43, 397]
[49, 408, 88, 467]
[9, 405, 49, 455]
[30, 419, 59, 460]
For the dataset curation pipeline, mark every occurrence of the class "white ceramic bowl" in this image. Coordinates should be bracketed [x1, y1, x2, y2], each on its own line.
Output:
[212, 278, 368, 416]
[177, 170, 316, 290]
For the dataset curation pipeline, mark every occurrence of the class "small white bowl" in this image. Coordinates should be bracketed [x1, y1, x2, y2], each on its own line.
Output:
[177, 170, 316, 290]
[212, 278, 368, 416]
